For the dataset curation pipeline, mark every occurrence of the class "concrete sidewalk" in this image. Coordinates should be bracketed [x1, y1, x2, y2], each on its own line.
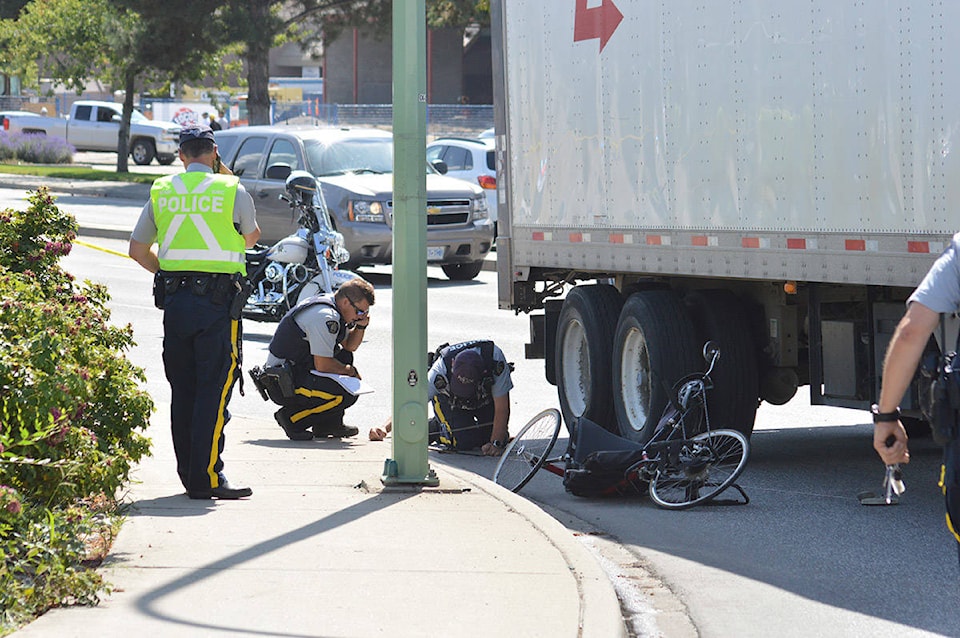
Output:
[15, 407, 624, 638]
[5, 174, 625, 637]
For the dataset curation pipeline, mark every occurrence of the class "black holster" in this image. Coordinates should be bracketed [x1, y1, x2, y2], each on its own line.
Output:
[248, 362, 296, 403]
[152, 273, 166, 309]
[231, 277, 253, 320]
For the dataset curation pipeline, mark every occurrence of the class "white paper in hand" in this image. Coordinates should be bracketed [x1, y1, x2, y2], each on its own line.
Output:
[310, 371, 375, 396]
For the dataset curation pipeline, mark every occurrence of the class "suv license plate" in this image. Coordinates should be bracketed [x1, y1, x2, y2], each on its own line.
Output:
[427, 247, 445, 261]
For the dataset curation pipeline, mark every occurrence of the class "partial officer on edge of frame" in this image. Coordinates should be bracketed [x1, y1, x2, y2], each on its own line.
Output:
[874, 231, 960, 563]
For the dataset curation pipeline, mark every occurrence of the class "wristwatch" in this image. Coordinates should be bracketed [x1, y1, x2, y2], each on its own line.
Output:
[870, 404, 901, 424]
[491, 438, 506, 449]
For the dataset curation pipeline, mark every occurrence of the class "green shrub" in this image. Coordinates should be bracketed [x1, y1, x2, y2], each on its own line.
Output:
[0, 188, 153, 633]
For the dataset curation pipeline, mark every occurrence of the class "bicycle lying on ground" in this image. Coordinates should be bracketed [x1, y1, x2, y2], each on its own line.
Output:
[493, 341, 750, 510]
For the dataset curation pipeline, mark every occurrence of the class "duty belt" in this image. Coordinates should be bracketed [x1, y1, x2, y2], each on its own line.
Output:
[162, 273, 214, 295]
[156, 271, 238, 303]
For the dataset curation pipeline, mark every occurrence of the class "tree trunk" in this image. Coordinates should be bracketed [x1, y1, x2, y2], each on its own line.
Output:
[245, 0, 272, 126]
[116, 70, 136, 173]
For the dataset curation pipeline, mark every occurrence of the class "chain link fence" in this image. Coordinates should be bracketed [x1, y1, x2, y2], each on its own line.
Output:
[273, 102, 493, 139]
[1, 94, 494, 140]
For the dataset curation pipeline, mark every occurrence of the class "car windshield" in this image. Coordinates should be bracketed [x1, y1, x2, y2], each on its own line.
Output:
[305, 138, 395, 177]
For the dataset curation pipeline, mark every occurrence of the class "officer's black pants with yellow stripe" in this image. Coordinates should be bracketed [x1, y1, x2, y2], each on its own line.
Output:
[429, 395, 495, 451]
[162, 287, 240, 493]
[940, 439, 960, 565]
[276, 349, 358, 435]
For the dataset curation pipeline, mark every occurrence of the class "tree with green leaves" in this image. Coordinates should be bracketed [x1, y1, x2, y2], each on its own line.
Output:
[0, 0, 225, 171]
[220, 0, 489, 126]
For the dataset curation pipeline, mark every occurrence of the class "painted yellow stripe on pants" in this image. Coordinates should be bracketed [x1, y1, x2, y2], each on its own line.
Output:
[432, 396, 456, 446]
[939, 465, 960, 543]
[206, 318, 240, 488]
[290, 387, 343, 422]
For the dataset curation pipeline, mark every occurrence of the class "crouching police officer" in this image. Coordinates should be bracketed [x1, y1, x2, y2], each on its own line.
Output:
[370, 340, 513, 456]
[252, 278, 375, 440]
[128, 125, 261, 500]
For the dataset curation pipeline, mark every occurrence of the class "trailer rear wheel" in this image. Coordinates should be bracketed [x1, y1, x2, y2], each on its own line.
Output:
[556, 284, 623, 433]
[684, 290, 760, 436]
[613, 290, 699, 443]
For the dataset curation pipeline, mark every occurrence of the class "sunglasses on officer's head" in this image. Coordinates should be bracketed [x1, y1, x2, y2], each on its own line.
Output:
[346, 296, 368, 317]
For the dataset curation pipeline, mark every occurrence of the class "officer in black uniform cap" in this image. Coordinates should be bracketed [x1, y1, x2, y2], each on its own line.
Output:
[370, 340, 514, 456]
[129, 125, 260, 499]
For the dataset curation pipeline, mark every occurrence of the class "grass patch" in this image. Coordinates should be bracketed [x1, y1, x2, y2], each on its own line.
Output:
[0, 163, 161, 184]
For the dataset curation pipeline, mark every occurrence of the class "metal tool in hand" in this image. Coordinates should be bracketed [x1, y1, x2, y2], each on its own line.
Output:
[858, 463, 906, 506]
[858, 433, 906, 506]
[883, 464, 905, 504]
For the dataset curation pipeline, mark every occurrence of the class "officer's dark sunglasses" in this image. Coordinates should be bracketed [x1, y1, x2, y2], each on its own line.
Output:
[346, 296, 368, 317]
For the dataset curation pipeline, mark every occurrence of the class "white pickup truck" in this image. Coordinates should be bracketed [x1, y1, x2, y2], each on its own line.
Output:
[2, 100, 181, 165]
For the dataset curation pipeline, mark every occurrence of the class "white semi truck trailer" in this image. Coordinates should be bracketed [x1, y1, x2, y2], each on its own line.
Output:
[490, 0, 960, 441]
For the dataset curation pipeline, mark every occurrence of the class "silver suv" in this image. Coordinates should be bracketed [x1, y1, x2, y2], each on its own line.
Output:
[215, 126, 494, 280]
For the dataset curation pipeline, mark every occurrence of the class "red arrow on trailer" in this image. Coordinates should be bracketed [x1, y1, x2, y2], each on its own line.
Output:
[573, 0, 623, 52]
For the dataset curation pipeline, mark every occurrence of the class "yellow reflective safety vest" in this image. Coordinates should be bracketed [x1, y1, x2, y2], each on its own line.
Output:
[152, 172, 246, 274]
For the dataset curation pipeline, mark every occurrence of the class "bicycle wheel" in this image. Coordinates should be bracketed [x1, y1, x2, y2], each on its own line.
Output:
[647, 428, 749, 510]
[493, 408, 562, 493]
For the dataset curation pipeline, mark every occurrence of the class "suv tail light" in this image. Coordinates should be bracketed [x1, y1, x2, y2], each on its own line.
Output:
[477, 175, 497, 190]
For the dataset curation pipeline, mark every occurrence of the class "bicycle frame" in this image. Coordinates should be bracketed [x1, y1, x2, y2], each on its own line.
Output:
[496, 341, 750, 507]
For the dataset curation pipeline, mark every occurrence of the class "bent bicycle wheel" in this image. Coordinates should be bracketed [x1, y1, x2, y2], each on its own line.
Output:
[493, 408, 562, 493]
[648, 428, 749, 510]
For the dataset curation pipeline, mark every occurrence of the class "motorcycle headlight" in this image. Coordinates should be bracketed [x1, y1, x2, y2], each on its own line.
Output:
[471, 195, 489, 220]
[349, 200, 385, 223]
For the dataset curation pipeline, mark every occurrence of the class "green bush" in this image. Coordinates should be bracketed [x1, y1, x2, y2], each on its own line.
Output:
[0, 188, 153, 633]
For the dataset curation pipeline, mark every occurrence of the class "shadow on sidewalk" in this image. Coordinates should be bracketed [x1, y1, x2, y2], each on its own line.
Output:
[134, 493, 414, 637]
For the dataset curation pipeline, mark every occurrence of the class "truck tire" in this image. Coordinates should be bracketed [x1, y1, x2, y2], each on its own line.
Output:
[441, 261, 484, 280]
[131, 139, 156, 165]
[157, 154, 176, 165]
[684, 290, 760, 437]
[556, 284, 623, 433]
[613, 290, 699, 443]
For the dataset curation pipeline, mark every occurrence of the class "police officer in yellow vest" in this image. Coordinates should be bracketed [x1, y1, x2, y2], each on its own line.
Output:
[129, 125, 261, 500]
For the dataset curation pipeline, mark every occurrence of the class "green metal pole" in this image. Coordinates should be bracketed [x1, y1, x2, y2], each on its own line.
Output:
[383, 0, 436, 486]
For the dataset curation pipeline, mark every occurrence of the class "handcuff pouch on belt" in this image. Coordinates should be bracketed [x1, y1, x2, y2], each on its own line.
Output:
[248, 361, 296, 403]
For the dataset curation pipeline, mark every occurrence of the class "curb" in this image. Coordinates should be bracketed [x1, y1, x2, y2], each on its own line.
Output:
[0, 175, 151, 201]
[435, 461, 628, 638]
